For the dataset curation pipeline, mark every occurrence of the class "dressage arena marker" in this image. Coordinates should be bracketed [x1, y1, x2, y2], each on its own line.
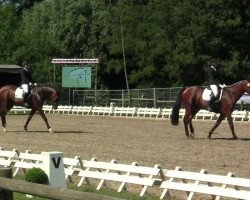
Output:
[13, 150, 66, 188]
[42, 151, 66, 188]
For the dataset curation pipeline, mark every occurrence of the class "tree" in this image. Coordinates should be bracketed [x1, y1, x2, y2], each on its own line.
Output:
[0, 4, 19, 63]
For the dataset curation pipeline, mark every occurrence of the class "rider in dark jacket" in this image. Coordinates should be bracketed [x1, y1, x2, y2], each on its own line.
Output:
[20, 61, 34, 107]
[207, 62, 225, 111]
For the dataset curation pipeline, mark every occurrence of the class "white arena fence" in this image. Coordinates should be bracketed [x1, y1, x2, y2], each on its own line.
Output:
[0, 147, 249, 199]
[9, 105, 250, 121]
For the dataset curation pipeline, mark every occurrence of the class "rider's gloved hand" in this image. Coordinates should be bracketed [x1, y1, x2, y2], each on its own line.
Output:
[219, 84, 226, 88]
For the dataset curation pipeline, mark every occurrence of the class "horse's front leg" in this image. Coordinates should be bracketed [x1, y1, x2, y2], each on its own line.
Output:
[24, 109, 36, 131]
[226, 115, 237, 139]
[208, 114, 225, 139]
[37, 108, 53, 133]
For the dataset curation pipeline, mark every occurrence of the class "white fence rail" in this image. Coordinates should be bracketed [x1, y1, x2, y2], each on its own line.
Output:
[0, 147, 249, 199]
[9, 105, 250, 121]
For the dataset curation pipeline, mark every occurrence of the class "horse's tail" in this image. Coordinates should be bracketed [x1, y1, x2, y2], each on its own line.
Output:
[171, 87, 186, 126]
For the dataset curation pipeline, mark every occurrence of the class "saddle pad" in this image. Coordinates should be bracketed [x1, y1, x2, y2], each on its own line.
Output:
[202, 88, 212, 101]
[15, 87, 23, 99]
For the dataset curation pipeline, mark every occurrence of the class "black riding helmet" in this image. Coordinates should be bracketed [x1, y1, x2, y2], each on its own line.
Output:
[210, 62, 219, 69]
[22, 61, 27, 67]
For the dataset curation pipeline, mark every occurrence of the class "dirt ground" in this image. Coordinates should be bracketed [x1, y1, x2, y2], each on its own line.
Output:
[0, 114, 250, 198]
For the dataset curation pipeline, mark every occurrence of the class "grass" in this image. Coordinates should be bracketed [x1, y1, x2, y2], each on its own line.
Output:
[13, 176, 178, 200]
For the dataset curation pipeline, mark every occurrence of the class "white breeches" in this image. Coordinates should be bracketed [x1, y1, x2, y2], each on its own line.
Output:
[21, 84, 29, 93]
[210, 85, 219, 97]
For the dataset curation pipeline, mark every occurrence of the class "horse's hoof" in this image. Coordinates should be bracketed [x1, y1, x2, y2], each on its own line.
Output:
[48, 128, 53, 133]
[207, 135, 211, 139]
[2, 128, 6, 133]
[232, 136, 238, 140]
[189, 134, 195, 140]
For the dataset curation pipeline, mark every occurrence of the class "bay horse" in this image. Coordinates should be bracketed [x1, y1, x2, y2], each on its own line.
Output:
[0, 85, 58, 133]
[171, 76, 250, 139]
[23, 86, 59, 132]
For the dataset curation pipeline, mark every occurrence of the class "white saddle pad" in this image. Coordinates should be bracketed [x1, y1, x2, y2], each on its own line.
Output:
[202, 88, 213, 101]
[15, 87, 24, 99]
[202, 88, 223, 102]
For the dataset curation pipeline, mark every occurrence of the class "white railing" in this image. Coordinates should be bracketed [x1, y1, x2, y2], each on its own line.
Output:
[9, 105, 250, 121]
[0, 147, 249, 199]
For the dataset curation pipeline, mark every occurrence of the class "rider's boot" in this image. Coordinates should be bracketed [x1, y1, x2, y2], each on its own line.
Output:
[23, 92, 30, 108]
[208, 95, 216, 112]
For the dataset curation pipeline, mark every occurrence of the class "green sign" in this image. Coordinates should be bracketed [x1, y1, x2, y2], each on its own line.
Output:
[62, 66, 91, 88]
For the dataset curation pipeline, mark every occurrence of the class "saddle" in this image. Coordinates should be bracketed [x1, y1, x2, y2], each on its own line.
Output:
[202, 87, 223, 102]
[14, 87, 32, 100]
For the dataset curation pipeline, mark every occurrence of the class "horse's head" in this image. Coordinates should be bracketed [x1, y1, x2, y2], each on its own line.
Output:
[36, 86, 59, 110]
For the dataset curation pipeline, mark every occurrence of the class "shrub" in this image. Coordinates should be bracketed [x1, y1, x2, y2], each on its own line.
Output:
[24, 167, 48, 184]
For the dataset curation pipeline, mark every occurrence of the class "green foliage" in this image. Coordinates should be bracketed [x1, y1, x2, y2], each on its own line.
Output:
[1, 0, 249, 88]
[24, 167, 48, 185]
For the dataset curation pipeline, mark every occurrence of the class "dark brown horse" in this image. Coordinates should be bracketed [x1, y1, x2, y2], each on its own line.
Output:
[23, 86, 59, 132]
[171, 76, 250, 139]
[0, 85, 58, 133]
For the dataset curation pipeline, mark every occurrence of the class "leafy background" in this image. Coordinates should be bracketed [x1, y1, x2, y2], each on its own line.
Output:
[0, 0, 249, 89]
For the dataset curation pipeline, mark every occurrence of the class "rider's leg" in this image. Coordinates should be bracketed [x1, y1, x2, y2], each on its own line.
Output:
[22, 84, 30, 107]
[208, 85, 219, 111]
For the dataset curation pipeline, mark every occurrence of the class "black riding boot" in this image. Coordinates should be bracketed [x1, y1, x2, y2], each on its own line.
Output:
[23, 92, 30, 108]
[208, 96, 216, 112]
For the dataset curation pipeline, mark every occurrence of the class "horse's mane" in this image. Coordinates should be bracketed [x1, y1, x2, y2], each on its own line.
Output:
[36, 86, 56, 93]
[225, 80, 245, 88]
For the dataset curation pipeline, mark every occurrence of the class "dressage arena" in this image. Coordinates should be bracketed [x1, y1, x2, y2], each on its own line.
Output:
[0, 113, 250, 198]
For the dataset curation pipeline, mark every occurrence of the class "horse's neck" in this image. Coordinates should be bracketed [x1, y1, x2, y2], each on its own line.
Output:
[226, 81, 246, 102]
[37, 87, 52, 102]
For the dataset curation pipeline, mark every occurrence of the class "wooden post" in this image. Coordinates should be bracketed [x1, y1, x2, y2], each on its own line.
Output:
[0, 167, 13, 200]
[0, 177, 122, 200]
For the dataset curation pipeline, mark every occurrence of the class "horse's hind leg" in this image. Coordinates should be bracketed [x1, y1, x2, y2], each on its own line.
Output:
[208, 114, 225, 139]
[1, 114, 7, 132]
[183, 118, 189, 138]
[184, 118, 195, 139]
[188, 120, 195, 139]
[183, 108, 197, 139]
[188, 109, 200, 139]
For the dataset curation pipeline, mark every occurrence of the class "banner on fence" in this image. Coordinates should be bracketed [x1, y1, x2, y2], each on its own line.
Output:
[62, 66, 91, 88]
